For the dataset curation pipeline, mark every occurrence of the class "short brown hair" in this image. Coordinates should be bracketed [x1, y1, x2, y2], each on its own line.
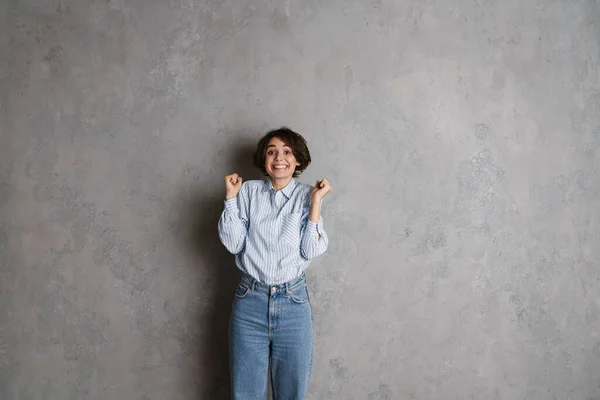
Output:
[253, 127, 311, 178]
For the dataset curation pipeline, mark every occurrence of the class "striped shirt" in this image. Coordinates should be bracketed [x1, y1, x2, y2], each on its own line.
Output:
[218, 178, 328, 284]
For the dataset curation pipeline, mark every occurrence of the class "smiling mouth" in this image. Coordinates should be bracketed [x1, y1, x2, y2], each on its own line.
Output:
[272, 165, 288, 170]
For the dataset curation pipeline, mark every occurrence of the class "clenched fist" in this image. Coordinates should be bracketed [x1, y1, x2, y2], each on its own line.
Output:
[312, 178, 332, 202]
[225, 173, 243, 200]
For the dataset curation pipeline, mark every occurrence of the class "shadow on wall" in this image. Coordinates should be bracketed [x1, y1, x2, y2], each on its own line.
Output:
[177, 131, 260, 400]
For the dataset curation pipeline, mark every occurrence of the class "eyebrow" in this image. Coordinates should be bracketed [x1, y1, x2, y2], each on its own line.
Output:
[267, 144, 291, 149]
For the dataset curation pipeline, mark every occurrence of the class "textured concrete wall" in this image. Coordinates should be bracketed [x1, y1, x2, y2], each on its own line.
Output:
[2, 0, 599, 399]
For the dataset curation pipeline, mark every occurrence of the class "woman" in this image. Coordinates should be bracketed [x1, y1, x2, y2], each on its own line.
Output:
[218, 127, 332, 400]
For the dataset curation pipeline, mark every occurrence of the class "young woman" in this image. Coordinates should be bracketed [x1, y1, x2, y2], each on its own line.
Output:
[218, 127, 332, 400]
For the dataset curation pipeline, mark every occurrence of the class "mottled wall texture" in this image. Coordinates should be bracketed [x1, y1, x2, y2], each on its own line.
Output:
[1, 0, 599, 399]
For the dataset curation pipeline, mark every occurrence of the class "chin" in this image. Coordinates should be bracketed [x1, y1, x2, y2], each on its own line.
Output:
[270, 169, 288, 175]
[269, 173, 291, 180]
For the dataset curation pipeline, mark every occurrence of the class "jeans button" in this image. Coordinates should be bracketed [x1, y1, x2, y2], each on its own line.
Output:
[271, 287, 276, 294]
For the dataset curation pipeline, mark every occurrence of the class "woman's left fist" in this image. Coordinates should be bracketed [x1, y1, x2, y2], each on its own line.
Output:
[312, 178, 332, 201]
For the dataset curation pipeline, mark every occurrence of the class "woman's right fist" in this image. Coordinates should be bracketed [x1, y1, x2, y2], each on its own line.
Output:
[225, 173, 243, 200]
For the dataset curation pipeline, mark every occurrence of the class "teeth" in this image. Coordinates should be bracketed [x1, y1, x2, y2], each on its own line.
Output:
[274, 165, 287, 169]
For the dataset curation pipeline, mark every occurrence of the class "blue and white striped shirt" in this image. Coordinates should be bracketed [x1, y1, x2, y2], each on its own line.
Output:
[218, 178, 328, 284]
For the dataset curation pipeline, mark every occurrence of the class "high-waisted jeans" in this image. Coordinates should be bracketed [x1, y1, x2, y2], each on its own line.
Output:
[229, 272, 313, 400]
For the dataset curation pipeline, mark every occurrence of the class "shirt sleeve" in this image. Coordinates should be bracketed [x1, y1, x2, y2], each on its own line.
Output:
[218, 182, 249, 254]
[300, 193, 329, 260]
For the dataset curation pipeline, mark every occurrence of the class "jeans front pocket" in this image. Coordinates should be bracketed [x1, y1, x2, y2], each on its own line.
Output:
[234, 283, 250, 299]
[288, 283, 310, 304]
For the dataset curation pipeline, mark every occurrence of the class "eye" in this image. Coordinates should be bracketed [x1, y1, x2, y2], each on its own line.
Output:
[284, 150, 292, 155]
[267, 150, 275, 156]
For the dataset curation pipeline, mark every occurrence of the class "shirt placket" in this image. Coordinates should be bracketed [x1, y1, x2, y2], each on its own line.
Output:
[271, 191, 279, 251]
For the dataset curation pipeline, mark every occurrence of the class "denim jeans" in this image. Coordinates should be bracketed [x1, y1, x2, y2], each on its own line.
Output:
[229, 272, 313, 400]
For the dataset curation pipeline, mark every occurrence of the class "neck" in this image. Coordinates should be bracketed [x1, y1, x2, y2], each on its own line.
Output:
[270, 176, 292, 191]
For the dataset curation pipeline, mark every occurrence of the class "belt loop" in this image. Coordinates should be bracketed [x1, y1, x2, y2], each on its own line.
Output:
[250, 278, 255, 292]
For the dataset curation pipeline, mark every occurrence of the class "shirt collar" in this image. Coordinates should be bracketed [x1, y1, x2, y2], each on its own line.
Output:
[265, 178, 297, 198]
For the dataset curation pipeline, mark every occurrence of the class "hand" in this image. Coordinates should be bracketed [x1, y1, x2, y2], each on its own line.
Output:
[225, 173, 243, 200]
[312, 178, 332, 201]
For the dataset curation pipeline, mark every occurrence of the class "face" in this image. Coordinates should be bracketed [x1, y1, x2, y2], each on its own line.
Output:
[264, 137, 301, 180]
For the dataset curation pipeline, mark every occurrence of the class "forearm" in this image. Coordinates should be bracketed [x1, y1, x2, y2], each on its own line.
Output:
[300, 220, 328, 260]
[309, 198, 321, 224]
[218, 198, 247, 254]
[301, 197, 328, 259]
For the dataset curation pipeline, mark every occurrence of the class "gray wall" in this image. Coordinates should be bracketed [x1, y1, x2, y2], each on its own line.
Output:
[1, 0, 599, 399]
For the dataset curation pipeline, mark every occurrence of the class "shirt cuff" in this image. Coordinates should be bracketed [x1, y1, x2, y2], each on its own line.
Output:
[224, 198, 238, 212]
[306, 218, 322, 236]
